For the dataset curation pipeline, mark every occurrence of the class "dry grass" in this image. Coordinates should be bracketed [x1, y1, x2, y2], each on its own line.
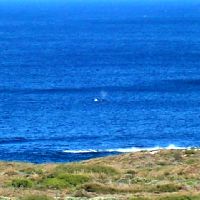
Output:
[0, 149, 200, 199]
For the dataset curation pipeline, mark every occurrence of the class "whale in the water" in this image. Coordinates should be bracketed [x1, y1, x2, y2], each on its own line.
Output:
[94, 98, 99, 102]
[94, 98, 107, 102]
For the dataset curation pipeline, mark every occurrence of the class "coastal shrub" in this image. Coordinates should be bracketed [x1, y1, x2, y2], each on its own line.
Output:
[10, 178, 33, 188]
[20, 167, 43, 175]
[185, 179, 199, 186]
[42, 174, 90, 189]
[57, 174, 90, 187]
[81, 183, 118, 194]
[131, 177, 151, 184]
[164, 171, 170, 176]
[43, 178, 67, 189]
[73, 189, 93, 198]
[185, 149, 196, 155]
[55, 164, 118, 175]
[81, 183, 134, 194]
[4, 169, 18, 176]
[20, 195, 53, 200]
[55, 164, 83, 174]
[126, 170, 137, 176]
[173, 152, 182, 162]
[151, 183, 181, 193]
[86, 165, 118, 175]
[157, 161, 167, 166]
[185, 159, 196, 165]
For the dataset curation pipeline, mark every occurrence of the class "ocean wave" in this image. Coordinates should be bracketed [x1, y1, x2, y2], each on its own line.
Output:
[63, 144, 190, 154]
[0, 137, 28, 144]
[1, 79, 199, 95]
[63, 149, 98, 154]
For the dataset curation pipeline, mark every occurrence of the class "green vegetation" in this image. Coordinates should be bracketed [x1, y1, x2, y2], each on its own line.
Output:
[42, 174, 90, 189]
[55, 163, 119, 175]
[42, 177, 67, 189]
[0, 149, 200, 199]
[10, 178, 34, 188]
[150, 183, 182, 193]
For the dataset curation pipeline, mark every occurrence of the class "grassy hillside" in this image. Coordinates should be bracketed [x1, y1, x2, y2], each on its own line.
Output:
[0, 149, 200, 200]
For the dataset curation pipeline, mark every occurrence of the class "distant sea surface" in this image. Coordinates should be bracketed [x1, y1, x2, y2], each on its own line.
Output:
[0, 0, 200, 163]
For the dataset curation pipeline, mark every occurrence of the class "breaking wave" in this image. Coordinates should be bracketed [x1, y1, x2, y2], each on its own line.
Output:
[63, 144, 191, 154]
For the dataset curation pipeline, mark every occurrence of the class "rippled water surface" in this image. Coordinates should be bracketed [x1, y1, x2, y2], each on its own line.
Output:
[0, 0, 200, 163]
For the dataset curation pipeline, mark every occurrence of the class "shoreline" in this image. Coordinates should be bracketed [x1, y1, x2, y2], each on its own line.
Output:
[1, 146, 198, 165]
[63, 144, 194, 154]
[0, 149, 200, 199]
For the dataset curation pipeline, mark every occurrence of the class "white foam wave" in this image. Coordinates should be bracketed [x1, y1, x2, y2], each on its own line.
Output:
[105, 144, 187, 153]
[63, 149, 98, 154]
[63, 145, 191, 154]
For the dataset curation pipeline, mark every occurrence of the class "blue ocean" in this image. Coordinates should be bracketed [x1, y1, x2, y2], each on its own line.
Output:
[0, 0, 200, 163]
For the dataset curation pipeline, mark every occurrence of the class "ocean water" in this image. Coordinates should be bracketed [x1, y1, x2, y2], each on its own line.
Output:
[0, 0, 200, 163]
